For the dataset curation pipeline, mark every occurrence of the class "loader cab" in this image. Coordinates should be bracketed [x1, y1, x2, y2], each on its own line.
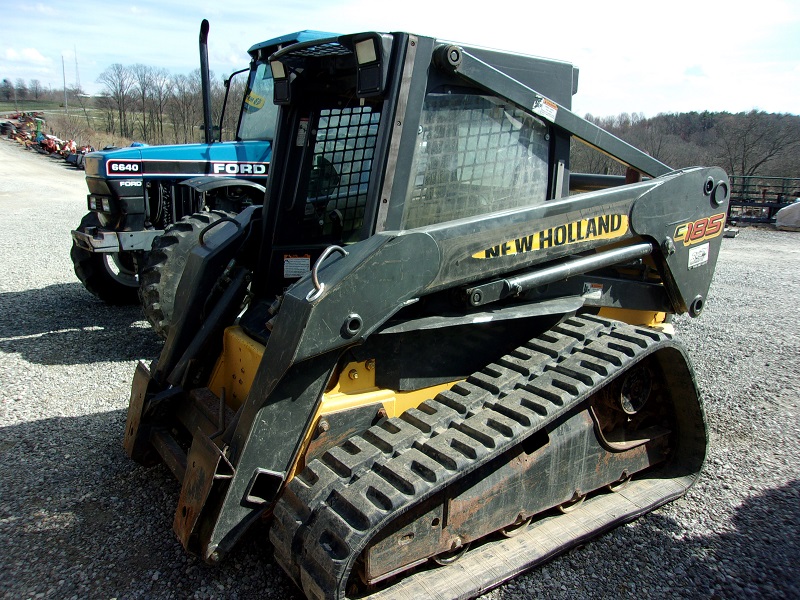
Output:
[253, 32, 578, 300]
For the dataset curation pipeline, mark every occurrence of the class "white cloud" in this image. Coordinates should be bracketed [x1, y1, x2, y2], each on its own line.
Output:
[4, 47, 50, 65]
[24, 48, 50, 64]
[34, 3, 57, 16]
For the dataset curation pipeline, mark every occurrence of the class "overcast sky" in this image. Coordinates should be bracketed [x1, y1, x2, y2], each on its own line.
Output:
[2, 0, 798, 118]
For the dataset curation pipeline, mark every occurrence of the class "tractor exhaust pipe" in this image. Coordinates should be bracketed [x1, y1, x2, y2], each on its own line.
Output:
[199, 19, 214, 145]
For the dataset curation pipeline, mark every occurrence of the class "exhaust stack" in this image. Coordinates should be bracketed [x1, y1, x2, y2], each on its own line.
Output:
[199, 19, 214, 145]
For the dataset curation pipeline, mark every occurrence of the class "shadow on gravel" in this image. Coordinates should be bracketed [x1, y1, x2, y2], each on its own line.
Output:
[0, 410, 302, 600]
[700, 481, 800, 597]
[0, 282, 162, 365]
[1, 407, 797, 600]
[43, 153, 84, 172]
[637, 483, 800, 599]
[500, 481, 800, 600]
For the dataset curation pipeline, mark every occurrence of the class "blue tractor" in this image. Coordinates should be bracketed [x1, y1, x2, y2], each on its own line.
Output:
[71, 23, 330, 337]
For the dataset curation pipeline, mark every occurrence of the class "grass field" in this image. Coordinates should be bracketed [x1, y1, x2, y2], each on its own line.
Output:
[0, 100, 68, 116]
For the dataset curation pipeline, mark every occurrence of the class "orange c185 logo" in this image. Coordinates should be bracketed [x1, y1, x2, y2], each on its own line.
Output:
[674, 213, 725, 246]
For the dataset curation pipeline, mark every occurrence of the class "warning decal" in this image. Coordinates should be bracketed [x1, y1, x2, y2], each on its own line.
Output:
[284, 255, 311, 278]
[532, 95, 558, 122]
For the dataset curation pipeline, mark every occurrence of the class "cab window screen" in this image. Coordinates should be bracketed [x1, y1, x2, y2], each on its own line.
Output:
[401, 93, 549, 229]
[304, 106, 381, 243]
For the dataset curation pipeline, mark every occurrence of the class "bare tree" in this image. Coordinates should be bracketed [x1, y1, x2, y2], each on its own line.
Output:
[14, 79, 27, 105]
[188, 69, 205, 142]
[29, 79, 43, 100]
[96, 93, 117, 137]
[50, 111, 89, 144]
[98, 64, 135, 138]
[1, 78, 14, 103]
[715, 110, 800, 176]
[148, 68, 172, 144]
[131, 64, 153, 142]
[168, 73, 201, 144]
[70, 84, 94, 129]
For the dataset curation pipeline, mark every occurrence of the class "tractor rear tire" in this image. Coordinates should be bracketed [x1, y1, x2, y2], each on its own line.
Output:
[139, 211, 233, 339]
[71, 212, 140, 305]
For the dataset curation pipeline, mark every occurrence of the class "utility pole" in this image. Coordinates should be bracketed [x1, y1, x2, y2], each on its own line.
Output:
[74, 46, 81, 91]
[62, 55, 68, 115]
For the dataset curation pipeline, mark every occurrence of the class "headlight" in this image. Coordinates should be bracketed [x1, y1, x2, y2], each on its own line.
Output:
[88, 197, 98, 210]
[102, 198, 111, 212]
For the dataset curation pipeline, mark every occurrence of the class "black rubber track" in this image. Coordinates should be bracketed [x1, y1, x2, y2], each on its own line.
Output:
[270, 315, 685, 600]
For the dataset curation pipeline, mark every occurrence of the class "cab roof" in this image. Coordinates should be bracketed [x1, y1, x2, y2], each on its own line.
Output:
[247, 31, 337, 57]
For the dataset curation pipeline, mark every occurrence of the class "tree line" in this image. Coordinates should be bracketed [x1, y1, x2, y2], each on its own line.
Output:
[93, 64, 246, 145]
[1, 77, 48, 103]
[571, 110, 800, 179]
[4, 67, 800, 180]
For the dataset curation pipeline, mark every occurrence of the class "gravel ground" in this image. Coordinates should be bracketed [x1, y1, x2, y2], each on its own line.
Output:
[0, 137, 798, 599]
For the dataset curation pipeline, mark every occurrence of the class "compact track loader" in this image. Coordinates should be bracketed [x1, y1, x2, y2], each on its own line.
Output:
[124, 31, 729, 599]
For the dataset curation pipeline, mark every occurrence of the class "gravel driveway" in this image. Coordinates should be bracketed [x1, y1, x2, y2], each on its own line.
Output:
[1, 138, 797, 599]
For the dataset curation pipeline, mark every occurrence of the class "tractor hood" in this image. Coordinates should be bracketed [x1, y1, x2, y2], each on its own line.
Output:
[84, 140, 272, 180]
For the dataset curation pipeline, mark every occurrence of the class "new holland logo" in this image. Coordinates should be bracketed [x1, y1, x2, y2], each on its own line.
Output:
[473, 214, 629, 260]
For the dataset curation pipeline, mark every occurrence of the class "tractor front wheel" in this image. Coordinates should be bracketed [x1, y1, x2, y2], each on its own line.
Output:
[71, 212, 139, 305]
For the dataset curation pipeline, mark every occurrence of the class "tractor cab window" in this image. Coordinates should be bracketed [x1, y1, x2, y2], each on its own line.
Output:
[401, 93, 550, 229]
[238, 62, 279, 141]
